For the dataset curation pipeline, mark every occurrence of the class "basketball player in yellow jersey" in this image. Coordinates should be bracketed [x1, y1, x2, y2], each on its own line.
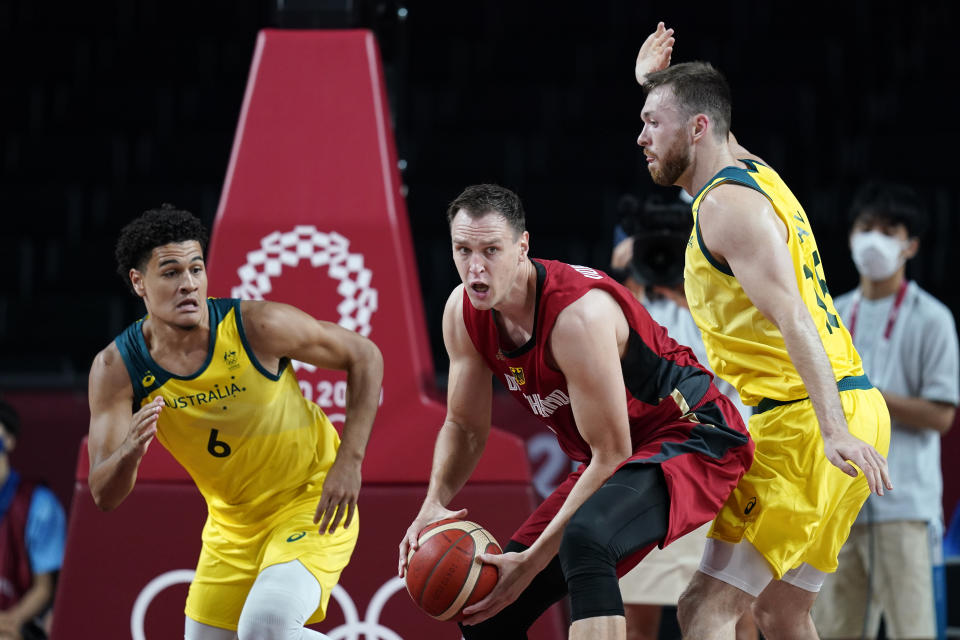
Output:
[86, 205, 384, 640]
[632, 24, 893, 640]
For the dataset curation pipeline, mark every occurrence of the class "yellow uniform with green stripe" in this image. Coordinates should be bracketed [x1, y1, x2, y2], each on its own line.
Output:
[684, 160, 890, 577]
[115, 298, 357, 629]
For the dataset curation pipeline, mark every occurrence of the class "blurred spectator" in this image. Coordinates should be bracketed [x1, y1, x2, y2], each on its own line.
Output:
[813, 183, 959, 640]
[611, 191, 756, 640]
[0, 399, 66, 640]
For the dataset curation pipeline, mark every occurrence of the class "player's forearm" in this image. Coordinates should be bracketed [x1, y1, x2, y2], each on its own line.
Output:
[4, 573, 53, 627]
[338, 341, 384, 461]
[880, 390, 955, 434]
[777, 306, 849, 437]
[424, 420, 488, 508]
[88, 443, 142, 511]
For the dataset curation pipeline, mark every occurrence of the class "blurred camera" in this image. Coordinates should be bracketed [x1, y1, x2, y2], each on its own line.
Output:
[618, 193, 692, 287]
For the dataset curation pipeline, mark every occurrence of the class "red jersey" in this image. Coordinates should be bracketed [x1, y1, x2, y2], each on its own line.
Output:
[462, 259, 753, 549]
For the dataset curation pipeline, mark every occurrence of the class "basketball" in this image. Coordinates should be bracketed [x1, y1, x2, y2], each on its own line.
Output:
[405, 518, 502, 621]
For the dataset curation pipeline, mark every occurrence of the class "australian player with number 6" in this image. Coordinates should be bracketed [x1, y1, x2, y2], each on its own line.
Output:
[398, 184, 754, 639]
[86, 204, 384, 640]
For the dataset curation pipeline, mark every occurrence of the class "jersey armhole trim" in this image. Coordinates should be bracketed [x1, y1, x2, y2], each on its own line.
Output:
[232, 300, 285, 381]
[695, 215, 735, 276]
[114, 328, 149, 407]
[695, 172, 770, 278]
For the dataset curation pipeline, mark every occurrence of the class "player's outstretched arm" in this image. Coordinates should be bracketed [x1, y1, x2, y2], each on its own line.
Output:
[87, 344, 161, 511]
[399, 286, 493, 577]
[635, 21, 674, 86]
[241, 300, 384, 534]
[698, 186, 892, 495]
[461, 290, 634, 625]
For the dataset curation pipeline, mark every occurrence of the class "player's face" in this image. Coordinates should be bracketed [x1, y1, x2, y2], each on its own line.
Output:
[131, 240, 208, 329]
[638, 87, 693, 186]
[450, 210, 529, 311]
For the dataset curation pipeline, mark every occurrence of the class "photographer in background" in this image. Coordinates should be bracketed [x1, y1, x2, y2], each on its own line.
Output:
[610, 192, 756, 640]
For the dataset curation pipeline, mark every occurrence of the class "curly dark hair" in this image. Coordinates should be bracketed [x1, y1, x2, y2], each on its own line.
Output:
[114, 204, 209, 294]
[446, 184, 526, 237]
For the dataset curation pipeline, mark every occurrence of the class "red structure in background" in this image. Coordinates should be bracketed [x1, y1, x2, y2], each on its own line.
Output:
[47, 29, 565, 639]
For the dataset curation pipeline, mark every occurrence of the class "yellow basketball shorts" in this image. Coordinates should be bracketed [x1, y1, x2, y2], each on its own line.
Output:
[184, 501, 359, 630]
[709, 387, 889, 578]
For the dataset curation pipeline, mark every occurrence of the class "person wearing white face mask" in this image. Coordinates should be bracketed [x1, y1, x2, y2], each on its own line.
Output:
[813, 182, 959, 640]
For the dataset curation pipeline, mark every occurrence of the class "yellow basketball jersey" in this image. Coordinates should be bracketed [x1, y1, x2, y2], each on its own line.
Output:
[115, 298, 340, 538]
[684, 159, 863, 406]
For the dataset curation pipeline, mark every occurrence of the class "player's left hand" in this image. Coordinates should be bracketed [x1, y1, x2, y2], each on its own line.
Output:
[313, 454, 361, 534]
[822, 429, 893, 496]
[459, 550, 538, 626]
[635, 21, 674, 85]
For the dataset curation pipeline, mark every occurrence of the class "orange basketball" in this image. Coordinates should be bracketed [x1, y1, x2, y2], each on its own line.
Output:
[404, 518, 501, 621]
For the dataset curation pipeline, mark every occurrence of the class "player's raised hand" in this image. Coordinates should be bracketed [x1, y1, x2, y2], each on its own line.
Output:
[314, 453, 361, 534]
[398, 501, 468, 577]
[636, 21, 674, 85]
[125, 396, 162, 459]
[822, 429, 893, 496]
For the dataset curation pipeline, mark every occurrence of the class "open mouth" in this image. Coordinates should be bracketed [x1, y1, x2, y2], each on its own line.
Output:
[470, 283, 489, 293]
[177, 299, 200, 312]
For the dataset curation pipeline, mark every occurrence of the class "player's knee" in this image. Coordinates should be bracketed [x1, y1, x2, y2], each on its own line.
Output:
[560, 510, 624, 621]
[751, 596, 806, 636]
[236, 593, 302, 640]
[559, 509, 616, 574]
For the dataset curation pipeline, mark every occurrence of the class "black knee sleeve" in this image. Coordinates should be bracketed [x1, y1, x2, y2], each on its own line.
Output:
[559, 463, 670, 622]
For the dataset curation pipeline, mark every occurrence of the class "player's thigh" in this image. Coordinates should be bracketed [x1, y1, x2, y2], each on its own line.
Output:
[564, 463, 669, 560]
[186, 537, 260, 630]
[184, 617, 238, 640]
[697, 538, 775, 599]
[261, 507, 359, 625]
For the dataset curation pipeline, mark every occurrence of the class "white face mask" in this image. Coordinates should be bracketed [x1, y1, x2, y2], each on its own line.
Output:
[850, 230, 906, 281]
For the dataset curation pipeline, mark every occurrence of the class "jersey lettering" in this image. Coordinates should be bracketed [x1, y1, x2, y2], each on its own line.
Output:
[803, 250, 840, 333]
[523, 389, 570, 418]
[570, 265, 603, 280]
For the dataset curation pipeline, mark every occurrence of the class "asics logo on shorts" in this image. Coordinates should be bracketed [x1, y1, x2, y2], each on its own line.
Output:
[744, 497, 757, 515]
[286, 531, 307, 542]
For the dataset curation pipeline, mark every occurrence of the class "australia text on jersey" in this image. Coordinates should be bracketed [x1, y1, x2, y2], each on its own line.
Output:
[162, 382, 247, 409]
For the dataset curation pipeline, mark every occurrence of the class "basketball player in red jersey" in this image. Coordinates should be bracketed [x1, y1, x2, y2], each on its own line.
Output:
[398, 184, 755, 640]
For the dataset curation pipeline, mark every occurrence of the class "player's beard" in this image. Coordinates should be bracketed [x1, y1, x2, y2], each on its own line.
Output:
[648, 134, 691, 186]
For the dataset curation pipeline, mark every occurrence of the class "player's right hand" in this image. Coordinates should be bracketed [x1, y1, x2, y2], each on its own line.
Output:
[635, 21, 674, 85]
[125, 396, 163, 459]
[398, 502, 468, 578]
[822, 427, 893, 496]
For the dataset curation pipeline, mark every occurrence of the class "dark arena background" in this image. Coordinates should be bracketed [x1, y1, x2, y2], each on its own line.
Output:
[0, 1, 957, 638]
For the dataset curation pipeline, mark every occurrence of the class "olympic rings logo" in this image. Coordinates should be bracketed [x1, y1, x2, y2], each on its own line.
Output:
[131, 571, 410, 640]
[231, 227, 378, 337]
